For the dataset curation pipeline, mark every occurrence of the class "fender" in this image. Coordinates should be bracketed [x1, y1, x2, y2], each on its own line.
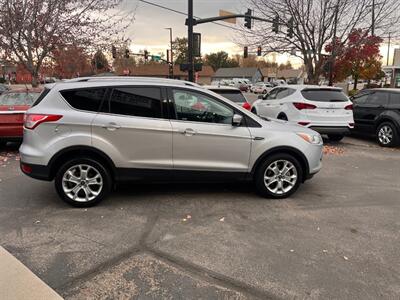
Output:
[375, 111, 400, 130]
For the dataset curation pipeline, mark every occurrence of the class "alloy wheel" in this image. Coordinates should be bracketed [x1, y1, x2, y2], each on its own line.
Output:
[264, 160, 298, 195]
[378, 125, 393, 145]
[62, 164, 103, 202]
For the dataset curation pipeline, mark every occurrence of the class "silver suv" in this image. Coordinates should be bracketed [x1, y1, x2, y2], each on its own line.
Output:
[20, 77, 323, 207]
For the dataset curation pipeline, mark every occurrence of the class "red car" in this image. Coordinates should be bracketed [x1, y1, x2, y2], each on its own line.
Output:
[0, 88, 42, 145]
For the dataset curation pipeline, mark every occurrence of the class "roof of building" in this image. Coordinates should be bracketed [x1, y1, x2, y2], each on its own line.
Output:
[213, 67, 260, 78]
[261, 68, 304, 79]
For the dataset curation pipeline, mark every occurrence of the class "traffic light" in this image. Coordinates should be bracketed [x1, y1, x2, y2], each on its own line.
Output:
[257, 46, 262, 56]
[144, 50, 149, 60]
[112, 46, 117, 59]
[125, 48, 130, 58]
[272, 14, 279, 33]
[244, 46, 248, 58]
[287, 17, 294, 38]
[244, 9, 252, 29]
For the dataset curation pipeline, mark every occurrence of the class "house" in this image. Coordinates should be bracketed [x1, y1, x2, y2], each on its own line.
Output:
[261, 67, 306, 84]
[128, 64, 215, 85]
[212, 67, 263, 84]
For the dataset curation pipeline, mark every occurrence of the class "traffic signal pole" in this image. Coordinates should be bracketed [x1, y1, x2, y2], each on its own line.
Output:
[187, 0, 194, 82]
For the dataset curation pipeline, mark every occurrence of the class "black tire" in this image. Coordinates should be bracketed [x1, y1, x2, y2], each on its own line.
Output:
[55, 157, 112, 207]
[277, 114, 288, 121]
[328, 134, 344, 142]
[376, 122, 399, 147]
[254, 153, 303, 199]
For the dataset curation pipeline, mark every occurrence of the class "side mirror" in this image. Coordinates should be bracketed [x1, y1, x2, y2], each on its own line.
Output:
[232, 114, 243, 126]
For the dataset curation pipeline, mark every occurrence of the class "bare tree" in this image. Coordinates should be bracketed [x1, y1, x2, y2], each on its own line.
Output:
[0, 0, 135, 86]
[241, 0, 400, 83]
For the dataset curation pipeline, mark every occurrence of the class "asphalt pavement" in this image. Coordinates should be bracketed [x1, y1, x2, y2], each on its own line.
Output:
[0, 137, 399, 299]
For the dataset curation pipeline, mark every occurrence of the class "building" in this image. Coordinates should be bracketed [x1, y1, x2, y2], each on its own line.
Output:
[128, 64, 215, 85]
[261, 67, 306, 84]
[212, 67, 263, 84]
[382, 49, 400, 88]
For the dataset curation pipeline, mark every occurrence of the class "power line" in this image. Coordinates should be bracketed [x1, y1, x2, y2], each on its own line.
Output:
[138, 0, 240, 31]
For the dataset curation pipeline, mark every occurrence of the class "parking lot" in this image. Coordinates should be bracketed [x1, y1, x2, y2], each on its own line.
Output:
[0, 136, 399, 299]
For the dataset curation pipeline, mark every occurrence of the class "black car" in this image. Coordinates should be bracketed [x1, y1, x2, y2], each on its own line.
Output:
[352, 89, 400, 147]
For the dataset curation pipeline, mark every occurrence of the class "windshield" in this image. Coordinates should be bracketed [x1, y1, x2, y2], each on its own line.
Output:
[210, 90, 247, 103]
[0, 92, 40, 105]
[301, 89, 348, 102]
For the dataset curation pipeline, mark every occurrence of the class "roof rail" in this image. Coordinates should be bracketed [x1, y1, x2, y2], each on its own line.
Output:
[64, 76, 200, 87]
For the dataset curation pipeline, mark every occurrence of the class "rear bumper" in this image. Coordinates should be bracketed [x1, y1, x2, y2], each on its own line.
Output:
[20, 162, 52, 181]
[309, 126, 350, 135]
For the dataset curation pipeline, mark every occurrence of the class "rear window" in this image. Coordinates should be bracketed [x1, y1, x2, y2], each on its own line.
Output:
[61, 88, 107, 112]
[210, 90, 246, 103]
[301, 89, 348, 102]
[0, 91, 40, 105]
[32, 88, 50, 107]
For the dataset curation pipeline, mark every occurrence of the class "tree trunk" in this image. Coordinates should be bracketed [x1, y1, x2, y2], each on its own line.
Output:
[353, 74, 358, 90]
[31, 72, 39, 87]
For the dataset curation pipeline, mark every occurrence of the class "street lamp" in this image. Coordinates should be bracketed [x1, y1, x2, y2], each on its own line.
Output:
[165, 27, 174, 78]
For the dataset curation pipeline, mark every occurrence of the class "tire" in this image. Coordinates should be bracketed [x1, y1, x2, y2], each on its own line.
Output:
[277, 114, 288, 121]
[328, 134, 344, 142]
[376, 122, 399, 147]
[254, 153, 303, 199]
[0, 140, 7, 147]
[55, 157, 112, 207]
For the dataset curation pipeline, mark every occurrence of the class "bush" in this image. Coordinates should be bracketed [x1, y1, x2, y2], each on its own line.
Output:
[0, 78, 5, 84]
[348, 89, 359, 97]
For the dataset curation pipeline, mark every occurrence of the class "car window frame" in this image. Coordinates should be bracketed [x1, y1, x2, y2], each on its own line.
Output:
[365, 91, 389, 106]
[59, 87, 109, 114]
[265, 88, 280, 100]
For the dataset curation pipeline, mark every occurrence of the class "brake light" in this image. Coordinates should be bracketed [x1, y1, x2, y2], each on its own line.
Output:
[292, 102, 317, 110]
[21, 163, 32, 174]
[242, 102, 251, 110]
[24, 114, 63, 130]
[345, 104, 353, 110]
[298, 122, 310, 126]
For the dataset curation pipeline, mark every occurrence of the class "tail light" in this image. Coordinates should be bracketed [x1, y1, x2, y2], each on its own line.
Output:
[345, 104, 353, 110]
[242, 102, 251, 111]
[298, 121, 310, 126]
[292, 102, 316, 110]
[21, 163, 32, 174]
[24, 114, 63, 130]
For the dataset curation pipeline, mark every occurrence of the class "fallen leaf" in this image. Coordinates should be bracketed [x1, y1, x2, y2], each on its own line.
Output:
[182, 218, 187, 222]
[219, 217, 225, 222]
[290, 249, 294, 253]
[343, 256, 349, 260]
[323, 250, 328, 253]
[35, 220, 40, 224]
[186, 215, 192, 219]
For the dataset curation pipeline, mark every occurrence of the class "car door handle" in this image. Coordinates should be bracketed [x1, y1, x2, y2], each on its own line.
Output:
[102, 122, 121, 130]
[182, 128, 196, 136]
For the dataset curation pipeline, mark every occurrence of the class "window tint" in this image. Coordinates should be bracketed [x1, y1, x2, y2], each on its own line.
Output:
[353, 93, 369, 104]
[276, 88, 289, 99]
[366, 92, 389, 105]
[107, 87, 162, 118]
[32, 88, 50, 107]
[266, 88, 279, 100]
[210, 90, 246, 103]
[0, 92, 40, 105]
[301, 89, 348, 102]
[389, 92, 400, 105]
[173, 89, 234, 124]
[61, 88, 106, 112]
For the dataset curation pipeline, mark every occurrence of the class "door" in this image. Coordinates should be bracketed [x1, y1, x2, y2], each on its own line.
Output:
[92, 86, 173, 170]
[354, 91, 389, 132]
[257, 88, 280, 118]
[169, 88, 252, 173]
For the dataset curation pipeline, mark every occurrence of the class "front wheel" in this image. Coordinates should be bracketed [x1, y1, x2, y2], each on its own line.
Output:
[55, 157, 112, 207]
[376, 122, 399, 147]
[254, 154, 303, 199]
[328, 134, 344, 142]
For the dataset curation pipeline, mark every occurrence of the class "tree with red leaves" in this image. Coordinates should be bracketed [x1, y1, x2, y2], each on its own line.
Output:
[325, 29, 383, 90]
[52, 45, 92, 79]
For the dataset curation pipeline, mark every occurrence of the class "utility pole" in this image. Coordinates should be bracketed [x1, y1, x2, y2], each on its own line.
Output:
[371, 0, 375, 36]
[165, 27, 174, 78]
[187, 0, 194, 82]
[328, 2, 339, 86]
[387, 32, 391, 66]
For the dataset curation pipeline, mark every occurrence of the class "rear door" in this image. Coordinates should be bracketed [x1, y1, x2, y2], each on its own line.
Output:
[257, 88, 280, 118]
[354, 91, 389, 131]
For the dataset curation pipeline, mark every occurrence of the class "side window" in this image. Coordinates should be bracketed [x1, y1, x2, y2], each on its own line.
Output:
[366, 92, 389, 105]
[61, 88, 106, 112]
[276, 88, 288, 99]
[389, 93, 400, 105]
[287, 88, 296, 97]
[172, 89, 234, 124]
[107, 87, 162, 118]
[266, 88, 279, 100]
[353, 93, 369, 104]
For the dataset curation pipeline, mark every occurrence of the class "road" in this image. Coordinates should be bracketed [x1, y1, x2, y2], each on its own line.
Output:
[0, 137, 399, 299]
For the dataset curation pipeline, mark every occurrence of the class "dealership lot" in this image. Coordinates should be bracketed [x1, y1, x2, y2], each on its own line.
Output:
[0, 137, 399, 299]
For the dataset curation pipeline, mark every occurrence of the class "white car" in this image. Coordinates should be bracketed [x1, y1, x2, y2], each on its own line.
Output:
[251, 85, 354, 141]
[251, 82, 273, 94]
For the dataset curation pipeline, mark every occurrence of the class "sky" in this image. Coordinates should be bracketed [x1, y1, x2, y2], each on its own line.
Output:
[121, 0, 399, 68]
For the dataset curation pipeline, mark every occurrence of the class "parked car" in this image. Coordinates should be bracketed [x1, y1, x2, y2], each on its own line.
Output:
[351, 88, 400, 147]
[204, 85, 252, 110]
[251, 82, 273, 94]
[20, 77, 323, 207]
[0, 88, 42, 145]
[251, 85, 354, 141]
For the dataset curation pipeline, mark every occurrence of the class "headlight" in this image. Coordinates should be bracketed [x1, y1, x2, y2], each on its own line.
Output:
[297, 132, 322, 144]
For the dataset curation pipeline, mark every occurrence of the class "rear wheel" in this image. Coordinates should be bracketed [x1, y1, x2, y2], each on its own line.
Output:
[376, 122, 399, 147]
[254, 154, 303, 199]
[55, 157, 112, 207]
[328, 134, 344, 142]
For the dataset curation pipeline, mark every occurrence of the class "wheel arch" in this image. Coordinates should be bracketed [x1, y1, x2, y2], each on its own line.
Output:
[47, 146, 116, 180]
[251, 146, 310, 182]
[375, 112, 400, 131]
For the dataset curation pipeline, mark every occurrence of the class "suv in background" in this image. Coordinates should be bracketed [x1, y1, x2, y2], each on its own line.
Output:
[20, 77, 323, 207]
[351, 88, 400, 147]
[251, 85, 354, 142]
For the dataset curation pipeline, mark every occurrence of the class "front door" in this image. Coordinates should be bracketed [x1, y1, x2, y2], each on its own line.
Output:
[168, 88, 252, 173]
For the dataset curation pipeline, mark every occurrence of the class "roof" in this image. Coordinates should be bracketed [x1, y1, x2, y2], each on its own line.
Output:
[202, 85, 240, 91]
[276, 69, 303, 79]
[129, 64, 214, 77]
[213, 67, 260, 78]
